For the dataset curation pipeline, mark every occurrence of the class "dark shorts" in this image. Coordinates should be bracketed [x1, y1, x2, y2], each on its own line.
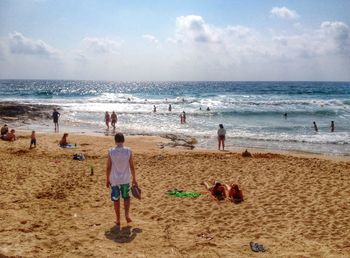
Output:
[111, 184, 130, 201]
[30, 139, 36, 145]
[53, 118, 59, 123]
[219, 135, 225, 140]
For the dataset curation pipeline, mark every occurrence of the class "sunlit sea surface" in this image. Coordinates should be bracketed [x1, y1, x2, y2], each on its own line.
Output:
[1, 80, 349, 155]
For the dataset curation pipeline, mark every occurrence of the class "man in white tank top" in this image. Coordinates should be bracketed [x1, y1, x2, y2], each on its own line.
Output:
[106, 133, 137, 225]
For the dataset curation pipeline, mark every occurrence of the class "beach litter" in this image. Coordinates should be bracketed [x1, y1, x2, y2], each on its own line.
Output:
[250, 242, 266, 252]
[73, 153, 85, 161]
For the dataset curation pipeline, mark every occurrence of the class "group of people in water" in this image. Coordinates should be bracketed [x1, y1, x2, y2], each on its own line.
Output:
[313, 120, 335, 132]
[104, 111, 118, 130]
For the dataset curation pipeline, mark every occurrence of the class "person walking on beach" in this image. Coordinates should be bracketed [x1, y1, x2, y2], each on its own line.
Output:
[313, 121, 318, 132]
[106, 133, 138, 225]
[168, 104, 172, 112]
[217, 124, 226, 150]
[105, 111, 111, 130]
[153, 105, 157, 113]
[330, 121, 335, 132]
[29, 130, 36, 148]
[111, 111, 118, 130]
[52, 109, 60, 132]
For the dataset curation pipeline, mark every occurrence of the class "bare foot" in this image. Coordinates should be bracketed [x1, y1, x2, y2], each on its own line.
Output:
[126, 217, 132, 223]
[115, 220, 120, 225]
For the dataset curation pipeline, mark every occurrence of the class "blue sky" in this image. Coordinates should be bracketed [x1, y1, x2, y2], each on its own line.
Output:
[0, 0, 349, 80]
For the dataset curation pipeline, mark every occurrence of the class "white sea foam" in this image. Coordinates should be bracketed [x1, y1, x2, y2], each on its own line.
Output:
[1, 80, 350, 154]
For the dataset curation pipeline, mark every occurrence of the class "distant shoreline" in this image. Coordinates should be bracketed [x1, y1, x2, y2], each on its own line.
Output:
[1, 100, 349, 157]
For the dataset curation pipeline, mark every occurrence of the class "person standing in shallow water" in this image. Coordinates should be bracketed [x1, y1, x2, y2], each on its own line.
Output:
[111, 111, 117, 130]
[330, 121, 335, 132]
[52, 108, 60, 132]
[105, 111, 111, 130]
[106, 133, 138, 225]
[313, 121, 318, 132]
[217, 124, 226, 150]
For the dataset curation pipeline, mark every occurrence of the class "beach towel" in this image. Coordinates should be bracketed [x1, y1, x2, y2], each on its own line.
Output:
[59, 144, 77, 148]
[167, 189, 201, 198]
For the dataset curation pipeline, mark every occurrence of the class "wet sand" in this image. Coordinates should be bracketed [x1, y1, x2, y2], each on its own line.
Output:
[0, 132, 349, 257]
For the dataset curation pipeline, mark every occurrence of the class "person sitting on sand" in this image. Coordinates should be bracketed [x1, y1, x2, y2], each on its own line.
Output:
[202, 181, 227, 201]
[1, 124, 9, 136]
[30, 130, 37, 148]
[59, 133, 69, 147]
[225, 183, 243, 203]
[1, 129, 16, 141]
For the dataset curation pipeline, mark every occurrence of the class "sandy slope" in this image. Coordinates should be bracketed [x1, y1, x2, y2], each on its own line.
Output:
[0, 132, 349, 258]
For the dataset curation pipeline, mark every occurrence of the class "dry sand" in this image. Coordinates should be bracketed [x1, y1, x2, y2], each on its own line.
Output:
[0, 132, 349, 258]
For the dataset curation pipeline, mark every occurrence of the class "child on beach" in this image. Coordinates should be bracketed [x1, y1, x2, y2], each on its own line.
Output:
[59, 133, 69, 147]
[30, 131, 36, 148]
[106, 133, 138, 225]
[202, 181, 226, 201]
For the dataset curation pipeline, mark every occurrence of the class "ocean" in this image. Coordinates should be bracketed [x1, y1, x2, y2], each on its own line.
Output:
[1, 80, 349, 155]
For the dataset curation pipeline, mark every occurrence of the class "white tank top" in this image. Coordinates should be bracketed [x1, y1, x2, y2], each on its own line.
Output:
[109, 146, 131, 185]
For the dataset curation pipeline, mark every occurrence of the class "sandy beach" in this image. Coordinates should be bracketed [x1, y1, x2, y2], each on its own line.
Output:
[0, 131, 349, 258]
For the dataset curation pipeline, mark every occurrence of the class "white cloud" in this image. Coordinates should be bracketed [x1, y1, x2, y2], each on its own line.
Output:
[175, 15, 221, 43]
[142, 34, 159, 44]
[83, 37, 123, 54]
[1, 17, 349, 81]
[272, 21, 350, 58]
[8, 31, 57, 56]
[321, 21, 349, 43]
[270, 7, 299, 20]
[168, 15, 350, 80]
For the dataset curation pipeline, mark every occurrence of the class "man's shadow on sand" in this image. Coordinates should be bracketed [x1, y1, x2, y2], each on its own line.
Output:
[105, 225, 142, 243]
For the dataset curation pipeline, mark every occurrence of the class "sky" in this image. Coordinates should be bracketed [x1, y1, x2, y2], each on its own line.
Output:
[0, 0, 349, 81]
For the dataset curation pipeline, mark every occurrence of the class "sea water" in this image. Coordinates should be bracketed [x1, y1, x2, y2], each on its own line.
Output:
[0, 80, 349, 155]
